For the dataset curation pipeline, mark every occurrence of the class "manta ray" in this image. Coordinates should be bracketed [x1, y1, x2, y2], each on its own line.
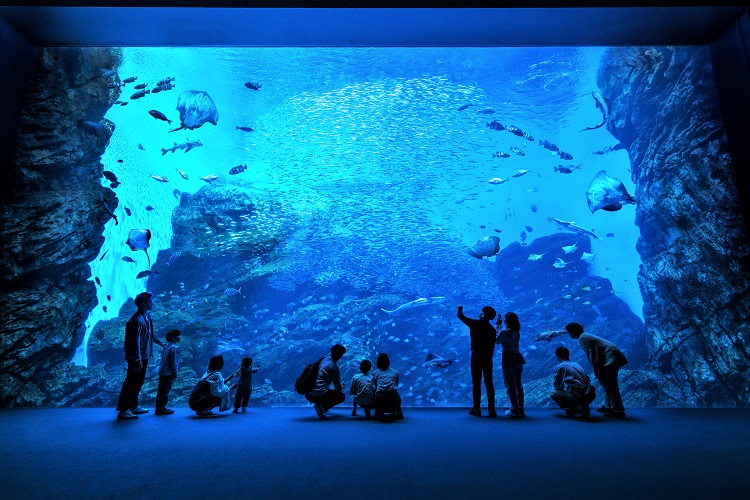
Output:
[585, 170, 636, 213]
[423, 353, 459, 369]
[126, 229, 152, 266]
[381, 297, 446, 315]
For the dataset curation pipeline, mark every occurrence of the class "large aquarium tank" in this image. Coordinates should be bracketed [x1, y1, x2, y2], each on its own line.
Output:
[3, 44, 750, 408]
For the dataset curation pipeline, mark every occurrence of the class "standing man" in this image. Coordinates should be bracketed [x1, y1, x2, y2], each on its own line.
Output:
[549, 346, 595, 418]
[305, 344, 347, 419]
[564, 322, 628, 419]
[457, 305, 497, 417]
[116, 292, 165, 420]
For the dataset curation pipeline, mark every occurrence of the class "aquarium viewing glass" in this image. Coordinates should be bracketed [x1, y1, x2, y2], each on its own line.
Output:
[27, 45, 737, 407]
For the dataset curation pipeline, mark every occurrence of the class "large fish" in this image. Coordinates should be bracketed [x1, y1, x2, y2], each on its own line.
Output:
[467, 235, 500, 259]
[585, 170, 636, 213]
[423, 353, 458, 369]
[582, 91, 609, 131]
[381, 297, 446, 315]
[548, 217, 600, 242]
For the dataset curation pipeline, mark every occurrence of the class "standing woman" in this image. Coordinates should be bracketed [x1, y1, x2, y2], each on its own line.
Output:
[496, 312, 526, 417]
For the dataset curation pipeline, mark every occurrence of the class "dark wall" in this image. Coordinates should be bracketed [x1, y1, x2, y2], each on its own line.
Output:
[0, 17, 35, 206]
[712, 12, 750, 239]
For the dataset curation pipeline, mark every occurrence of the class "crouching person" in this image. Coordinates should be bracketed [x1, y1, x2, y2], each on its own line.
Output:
[549, 347, 595, 419]
[189, 355, 235, 417]
[306, 344, 347, 419]
[371, 353, 404, 420]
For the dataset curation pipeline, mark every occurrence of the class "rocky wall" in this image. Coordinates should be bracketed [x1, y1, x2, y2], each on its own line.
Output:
[598, 46, 750, 406]
[0, 47, 121, 406]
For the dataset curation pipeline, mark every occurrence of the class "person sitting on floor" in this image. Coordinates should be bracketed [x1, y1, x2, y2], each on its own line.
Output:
[371, 353, 404, 420]
[549, 346, 595, 418]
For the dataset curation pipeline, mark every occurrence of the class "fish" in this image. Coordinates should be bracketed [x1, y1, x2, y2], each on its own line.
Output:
[585, 170, 636, 213]
[458, 103, 472, 111]
[476, 107, 495, 115]
[553, 151, 573, 160]
[527, 251, 548, 261]
[582, 286, 592, 291]
[107, 295, 111, 301]
[423, 353, 458, 369]
[553, 258, 573, 269]
[510, 147, 525, 156]
[148, 110, 172, 124]
[244, 82, 262, 90]
[123, 76, 137, 83]
[99, 249, 109, 261]
[525, 226, 533, 232]
[478, 225, 486, 229]
[138, 144, 145, 151]
[150, 175, 169, 183]
[492, 152, 510, 158]
[539, 139, 560, 152]
[562, 243, 578, 254]
[236, 126, 254, 132]
[156, 77, 175, 86]
[582, 91, 609, 131]
[580, 252, 596, 264]
[381, 297, 446, 315]
[126, 229, 152, 266]
[228, 163, 247, 175]
[522, 132, 535, 141]
[606, 233, 615, 238]
[512, 169, 531, 178]
[136, 269, 159, 279]
[100, 69, 117, 78]
[160, 138, 203, 155]
[103, 306, 108, 313]
[548, 217, 600, 242]
[217, 339, 245, 354]
[200, 174, 218, 184]
[488, 177, 508, 185]
[102, 171, 121, 188]
[95, 277, 101, 286]
[224, 287, 242, 297]
[494, 228, 502, 233]
[520, 231, 527, 243]
[106, 82, 123, 89]
[531, 204, 538, 213]
[467, 236, 500, 259]
[122, 256, 136, 263]
[120, 102, 128, 106]
[173, 189, 181, 200]
[146, 205, 154, 211]
[124, 207, 132, 216]
[170, 90, 219, 133]
[507, 125, 524, 137]
[554, 164, 582, 174]
[175, 169, 189, 180]
[130, 90, 150, 100]
[97, 192, 118, 226]
[486, 120, 505, 131]
[134, 83, 147, 90]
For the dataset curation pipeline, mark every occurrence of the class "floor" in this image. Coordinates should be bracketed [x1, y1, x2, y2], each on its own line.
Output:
[2, 407, 749, 499]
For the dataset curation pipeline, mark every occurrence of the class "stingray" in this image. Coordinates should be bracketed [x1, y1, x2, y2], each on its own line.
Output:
[585, 170, 636, 213]
[169, 90, 219, 133]
[126, 229, 152, 266]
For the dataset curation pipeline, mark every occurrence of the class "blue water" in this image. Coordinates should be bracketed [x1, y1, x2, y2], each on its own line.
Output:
[75, 47, 642, 366]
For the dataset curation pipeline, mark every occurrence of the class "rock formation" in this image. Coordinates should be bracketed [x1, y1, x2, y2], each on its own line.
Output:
[598, 46, 750, 406]
[0, 47, 121, 405]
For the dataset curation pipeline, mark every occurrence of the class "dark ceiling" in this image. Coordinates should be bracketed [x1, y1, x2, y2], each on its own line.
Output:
[0, 5, 748, 47]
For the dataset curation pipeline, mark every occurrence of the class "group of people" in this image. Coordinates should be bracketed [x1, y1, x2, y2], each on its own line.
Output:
[459, 304, 628, 419]
[115, 292, 627, 421]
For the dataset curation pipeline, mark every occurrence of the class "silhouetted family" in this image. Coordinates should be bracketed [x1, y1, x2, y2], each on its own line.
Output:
[116, 293, 627, 421]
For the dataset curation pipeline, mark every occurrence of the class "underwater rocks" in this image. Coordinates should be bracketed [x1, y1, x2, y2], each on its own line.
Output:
[598, 46, 750, 406]
[0, 47, 121, 406]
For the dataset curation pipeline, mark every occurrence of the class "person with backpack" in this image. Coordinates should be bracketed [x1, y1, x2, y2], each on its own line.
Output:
[304, 344, 347, 419]
[549, 346, 596, 418]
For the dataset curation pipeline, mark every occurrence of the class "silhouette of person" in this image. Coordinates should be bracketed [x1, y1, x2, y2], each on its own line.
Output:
[565, 322, 628, 419]
[457, 305, 497, 417]
[155, 329, 181, 416]
[305, 344, 347, 419]
[496, 312, 526, 417]
[229, 357, 260, 413]
[116, 292, 165, 420]
[549, 346, 595, 418]
[371, 353, 404, 420]
[189, 354, 235, 417]
[350, 359, 375, 419]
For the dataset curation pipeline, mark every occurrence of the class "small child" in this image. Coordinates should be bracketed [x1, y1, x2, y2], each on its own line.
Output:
[230, 357, 260, 413]
[155, 329, 181, 416]
[350, 359, 375, 419]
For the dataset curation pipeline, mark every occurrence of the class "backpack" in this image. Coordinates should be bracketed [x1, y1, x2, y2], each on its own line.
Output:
[294, 357, 324, 395]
